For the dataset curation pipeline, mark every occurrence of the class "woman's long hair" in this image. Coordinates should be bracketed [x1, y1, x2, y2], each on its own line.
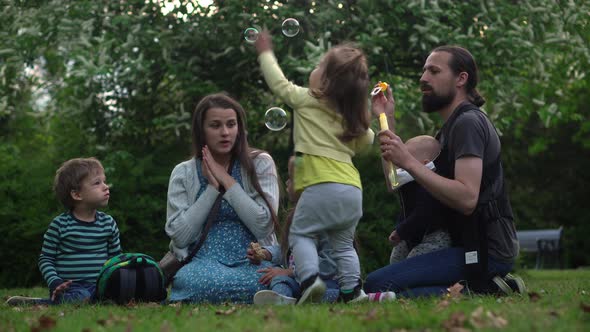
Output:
[192, 92, 280, 238]
[310, 43, 370, 142]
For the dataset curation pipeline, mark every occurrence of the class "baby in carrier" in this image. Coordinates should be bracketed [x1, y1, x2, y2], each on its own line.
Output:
[389, 135, 452, 264]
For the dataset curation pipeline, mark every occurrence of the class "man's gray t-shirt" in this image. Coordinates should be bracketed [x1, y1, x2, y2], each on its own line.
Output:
[446, 110, 519, 262]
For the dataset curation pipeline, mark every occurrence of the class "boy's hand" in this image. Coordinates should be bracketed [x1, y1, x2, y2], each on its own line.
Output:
[255, 30, 272, 54]
[257, 267, 293, 286]
[51, 280, 73, 301]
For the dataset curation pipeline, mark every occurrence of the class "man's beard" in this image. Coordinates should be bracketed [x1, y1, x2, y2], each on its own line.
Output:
[421, 88, 455, 113]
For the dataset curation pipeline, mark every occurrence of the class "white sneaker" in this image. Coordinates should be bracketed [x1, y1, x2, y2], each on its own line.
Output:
[253, 290, 297, 305]
[5, 296, 45, 306]
[492, 276, 512, 295]
[504, 273, 526, 294]
[297, 276, 326, 305]
[348, 289, 369, 303]
[367, 291, 396, 302]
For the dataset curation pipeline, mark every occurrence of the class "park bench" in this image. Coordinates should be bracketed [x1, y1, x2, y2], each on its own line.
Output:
[516, 226, 563, 269]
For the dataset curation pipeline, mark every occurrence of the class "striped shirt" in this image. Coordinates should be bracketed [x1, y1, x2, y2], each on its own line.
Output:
[38, 211, 122, 289]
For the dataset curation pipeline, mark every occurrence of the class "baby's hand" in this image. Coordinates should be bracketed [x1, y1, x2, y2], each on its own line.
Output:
[389, 230, 401, 246]
[255, 30, 272, 54]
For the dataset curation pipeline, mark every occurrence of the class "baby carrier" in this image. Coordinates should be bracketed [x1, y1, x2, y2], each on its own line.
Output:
[435, 102, 515, 293]
[96, 253, 167, 304]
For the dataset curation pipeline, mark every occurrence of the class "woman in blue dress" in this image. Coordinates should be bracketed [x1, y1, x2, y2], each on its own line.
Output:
[164, 93, 280, 303]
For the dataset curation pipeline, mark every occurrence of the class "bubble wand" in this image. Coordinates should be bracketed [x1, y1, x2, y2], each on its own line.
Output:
[372, 82, 399, 189]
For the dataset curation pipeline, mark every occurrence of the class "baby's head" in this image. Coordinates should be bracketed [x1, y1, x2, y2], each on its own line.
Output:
[405, 135, 441, 165]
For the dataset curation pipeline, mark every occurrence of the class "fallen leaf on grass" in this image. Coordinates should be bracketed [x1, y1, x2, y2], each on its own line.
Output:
[469, 306, 485, 329]
[328, 307, 345, 315]
[125, 299, 137, 308]
[441, 311, 467, 331]
[31, 315, 56, 332]
[528, 292, 541, 302]
[581, 303, 590, 313]
[363, 308, 379, 321]
[215, 306, 236, 315]
[39, 315, 56, 329]
[486, 310, 508, 328]
[160, 321, 171, 332]
[468, 306, 508, 329]
[447, 283, 464, 298]
[436, 299, 451, 311]
[264, 308, 276, 320]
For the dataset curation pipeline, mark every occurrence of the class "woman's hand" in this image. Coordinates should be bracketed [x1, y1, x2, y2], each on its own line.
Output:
[371, 84, 395, 118]
[202, 146, 235, 190]
[247, 248, 271, 265]
[201, 154, 220, 190]
[255, 30, 272, 54]
[51, 280, 73, 301]
[257, 267, 293, 286]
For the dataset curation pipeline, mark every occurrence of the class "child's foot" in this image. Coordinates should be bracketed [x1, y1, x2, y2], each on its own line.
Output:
[504, 273, 526, 294]
[367, 291, 396, 302]
[297, 275, 326, 305]
[5, 296, 46, 306]
[253, 290, 297, 305]
[339, 285, 368, 303]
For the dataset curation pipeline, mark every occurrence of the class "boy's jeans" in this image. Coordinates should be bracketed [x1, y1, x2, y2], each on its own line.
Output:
[38, 281, 96, 305]
[365, 247, 513, 298]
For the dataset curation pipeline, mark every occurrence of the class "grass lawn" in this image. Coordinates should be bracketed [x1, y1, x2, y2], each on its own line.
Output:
[1, 269, 589, 331]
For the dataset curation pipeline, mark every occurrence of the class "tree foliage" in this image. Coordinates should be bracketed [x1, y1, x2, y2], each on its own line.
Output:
[1, 0, 588, 286]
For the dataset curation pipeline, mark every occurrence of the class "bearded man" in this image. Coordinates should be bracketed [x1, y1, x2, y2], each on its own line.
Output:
[365, 46, 523, 298]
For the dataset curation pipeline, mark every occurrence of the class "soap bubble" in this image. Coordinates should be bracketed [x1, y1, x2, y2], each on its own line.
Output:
[282, 18, 300, 37]
[264, 107, 288, 131]
[243, 27, 259, 43]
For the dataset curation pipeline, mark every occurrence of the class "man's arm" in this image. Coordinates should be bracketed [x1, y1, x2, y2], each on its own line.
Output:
[405, 156, 482, 215]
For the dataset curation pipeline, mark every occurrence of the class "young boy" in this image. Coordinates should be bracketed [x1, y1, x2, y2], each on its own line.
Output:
[6, 157, 121, 306]
[388, 135, 452, 264]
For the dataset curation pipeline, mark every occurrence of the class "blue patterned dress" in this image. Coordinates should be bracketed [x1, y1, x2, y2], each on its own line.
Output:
[169, 159, 272, 303]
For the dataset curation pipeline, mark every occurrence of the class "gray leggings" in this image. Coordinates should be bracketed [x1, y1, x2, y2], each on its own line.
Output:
[289, 183, 363, 291]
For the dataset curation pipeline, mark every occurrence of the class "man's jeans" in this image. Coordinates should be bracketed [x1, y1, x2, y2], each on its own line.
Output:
[365, 247, 513, 298]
